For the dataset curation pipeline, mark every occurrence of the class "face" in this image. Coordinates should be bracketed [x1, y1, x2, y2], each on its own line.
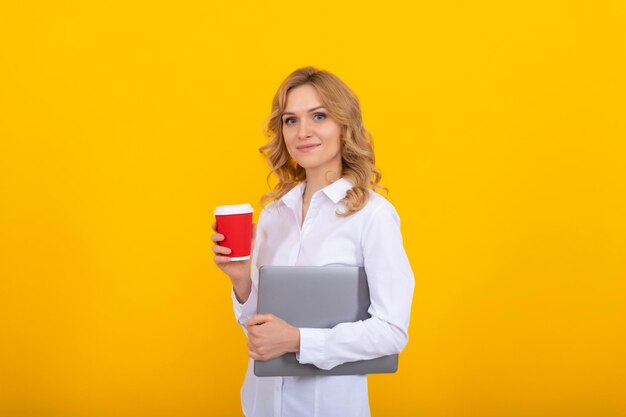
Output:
[281, 84, 343, 178]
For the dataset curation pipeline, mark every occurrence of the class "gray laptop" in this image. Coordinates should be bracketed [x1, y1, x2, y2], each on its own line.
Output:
[254, 265, 398, 377]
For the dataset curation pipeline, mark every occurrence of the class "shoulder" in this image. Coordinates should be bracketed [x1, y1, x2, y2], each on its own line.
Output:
[357, 191, 404, 244]
[361, 190, 399, 218]
[344, 190, 400, 230]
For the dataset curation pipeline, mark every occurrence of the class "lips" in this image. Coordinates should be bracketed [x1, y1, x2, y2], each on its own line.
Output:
[296, 144, 320, 151]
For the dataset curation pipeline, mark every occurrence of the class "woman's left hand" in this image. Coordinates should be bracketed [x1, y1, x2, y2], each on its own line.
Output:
[245, 314, 301, 361]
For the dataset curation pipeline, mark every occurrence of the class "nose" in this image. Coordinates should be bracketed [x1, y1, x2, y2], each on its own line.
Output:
[297, 118, 312, 140]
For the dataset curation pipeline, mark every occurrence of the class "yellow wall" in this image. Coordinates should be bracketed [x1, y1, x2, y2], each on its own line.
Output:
[1, 1, 624, 416]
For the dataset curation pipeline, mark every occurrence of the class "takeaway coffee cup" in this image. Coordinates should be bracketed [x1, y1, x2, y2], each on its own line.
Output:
[214, 204, 254, 261]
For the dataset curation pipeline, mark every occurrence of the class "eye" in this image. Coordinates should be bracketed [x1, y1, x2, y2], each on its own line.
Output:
[283, 117, 296, 125]
[314, 112, 327, 121]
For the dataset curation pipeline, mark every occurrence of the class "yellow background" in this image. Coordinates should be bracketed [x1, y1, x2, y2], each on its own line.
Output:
[1, 1, 625, 416]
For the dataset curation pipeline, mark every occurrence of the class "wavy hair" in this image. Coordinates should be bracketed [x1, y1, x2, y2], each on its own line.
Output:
[259, 66, 386, 217]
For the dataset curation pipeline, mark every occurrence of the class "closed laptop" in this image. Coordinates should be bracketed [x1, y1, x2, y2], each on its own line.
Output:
[254, 265, 398, 377]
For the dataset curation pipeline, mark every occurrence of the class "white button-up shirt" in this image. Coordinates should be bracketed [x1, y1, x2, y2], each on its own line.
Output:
[232, 177, 414, 417]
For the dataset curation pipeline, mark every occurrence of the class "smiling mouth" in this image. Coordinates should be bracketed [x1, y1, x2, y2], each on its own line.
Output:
[296, 144, 320, 150]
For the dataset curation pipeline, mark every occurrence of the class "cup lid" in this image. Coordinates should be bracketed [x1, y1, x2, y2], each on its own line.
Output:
[214, 203, 254, 215]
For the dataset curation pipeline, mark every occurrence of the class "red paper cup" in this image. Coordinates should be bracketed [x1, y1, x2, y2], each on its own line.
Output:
[214, 204, 254, 261]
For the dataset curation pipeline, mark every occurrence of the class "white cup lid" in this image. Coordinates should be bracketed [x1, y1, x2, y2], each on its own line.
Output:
[214, 203, 254, 215]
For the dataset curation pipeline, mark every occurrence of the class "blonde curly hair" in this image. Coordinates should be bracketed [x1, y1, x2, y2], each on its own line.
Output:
[259, 66, 386, 217]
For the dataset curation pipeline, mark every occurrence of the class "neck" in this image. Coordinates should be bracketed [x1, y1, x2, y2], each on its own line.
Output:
[302, 166, 342, 203]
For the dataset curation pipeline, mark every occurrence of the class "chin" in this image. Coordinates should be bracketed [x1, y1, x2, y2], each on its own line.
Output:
[293, 157, 319, 169]
[295, 162, 317, 170]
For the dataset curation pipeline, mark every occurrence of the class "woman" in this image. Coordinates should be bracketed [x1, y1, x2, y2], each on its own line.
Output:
[211, 66, 414, 417]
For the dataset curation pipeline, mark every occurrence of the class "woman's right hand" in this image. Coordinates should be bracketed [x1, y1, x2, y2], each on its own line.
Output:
[211, 222, 257, 295]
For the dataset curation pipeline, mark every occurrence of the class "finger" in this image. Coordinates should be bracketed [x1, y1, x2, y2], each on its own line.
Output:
[210, 233, 225, 243]
[246, 314, 273, 327]
[251, 223, 257, 240]
[245, 315, 264, 327]
[212, 244, 232, 255]
[214, 255, 232, 264]
[212, 221, 217, 232]
[248, 350, 261, 360]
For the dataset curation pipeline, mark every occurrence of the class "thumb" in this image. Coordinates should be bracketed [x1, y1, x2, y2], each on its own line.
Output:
[246, 314, 272, 327]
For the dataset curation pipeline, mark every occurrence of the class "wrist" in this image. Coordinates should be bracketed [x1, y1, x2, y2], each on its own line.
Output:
[290, 326, 301, 353]
[232, 279, 251, 304]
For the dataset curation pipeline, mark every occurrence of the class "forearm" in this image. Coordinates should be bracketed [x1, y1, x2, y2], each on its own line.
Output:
[231, 280, 258, 329]
[297, 316, 408, 370]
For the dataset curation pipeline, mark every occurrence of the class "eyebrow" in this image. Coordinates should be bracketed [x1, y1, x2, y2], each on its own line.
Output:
[281, 106, 325, 117]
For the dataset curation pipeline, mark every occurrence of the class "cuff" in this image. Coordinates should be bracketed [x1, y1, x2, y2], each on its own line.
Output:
[296, 328, 338, 370]
[231, 284, 257, 326]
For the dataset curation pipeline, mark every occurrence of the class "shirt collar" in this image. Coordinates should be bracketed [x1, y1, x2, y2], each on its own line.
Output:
[280, 181, 307, 211]
[321, 177, 354, 204]
[279, 177, 354, 209]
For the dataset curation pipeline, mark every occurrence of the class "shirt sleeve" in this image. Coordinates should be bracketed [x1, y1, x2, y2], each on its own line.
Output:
[296, 201, 415, 370]
[230, 209, 265, 332]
